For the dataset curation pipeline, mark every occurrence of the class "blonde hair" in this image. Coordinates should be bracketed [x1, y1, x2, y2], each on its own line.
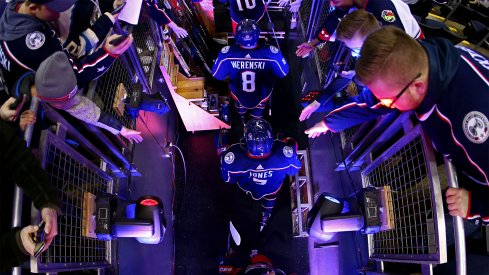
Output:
[336, 10, 381, 42]
[355, 26, 425, 85]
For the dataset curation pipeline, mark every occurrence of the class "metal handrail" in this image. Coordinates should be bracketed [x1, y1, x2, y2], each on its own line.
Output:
[11, 96, 40, 275]
[41, 103, 128, 177]
[444, 157, 467, 275]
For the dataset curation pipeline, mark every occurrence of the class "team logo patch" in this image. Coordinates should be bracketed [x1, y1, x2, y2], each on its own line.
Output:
[224, 152, 235, 164]
[270, 46, 279, 53]
[463, 111, 489, 144]
[283, 146, 293, 158]
[381, 10, 396, 23]
[221, 46, 230, 53]
[25, 31, 45, 50]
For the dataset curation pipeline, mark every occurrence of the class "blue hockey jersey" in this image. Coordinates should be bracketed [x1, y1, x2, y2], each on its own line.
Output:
[220, 141, 302, 200]
[212, 44, 289, 108]
[220, 0, 266, 23]
[316, 0, 422, 42]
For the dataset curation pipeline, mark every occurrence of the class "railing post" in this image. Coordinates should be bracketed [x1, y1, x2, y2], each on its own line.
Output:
[444, 156, 467, 275]
[12, 96, 39, 275]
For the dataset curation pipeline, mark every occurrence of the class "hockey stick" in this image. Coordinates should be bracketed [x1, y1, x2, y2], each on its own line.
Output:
[260, 0, 281, 51]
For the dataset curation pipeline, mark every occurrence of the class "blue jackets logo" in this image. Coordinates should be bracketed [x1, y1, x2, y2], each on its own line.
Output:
[463, 111, 489, 144]
[25, 31, 45, 50]
[283, 146, 293, 157]
[224, 152, 235, 164]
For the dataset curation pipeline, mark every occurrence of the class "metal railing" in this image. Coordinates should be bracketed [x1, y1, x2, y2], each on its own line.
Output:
[361, 126, 447, 267]
[30, 130, 113, 273]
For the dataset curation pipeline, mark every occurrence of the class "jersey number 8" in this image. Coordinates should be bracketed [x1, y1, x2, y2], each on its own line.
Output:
[241, 71, 256, 92]
[236, 0, 256, 11]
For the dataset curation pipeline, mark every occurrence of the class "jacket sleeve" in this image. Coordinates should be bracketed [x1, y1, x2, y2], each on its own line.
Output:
[143, 0, 173, 26]
[465, 184, 489, 225]
[0, 228, 27, 271]
[314, 9, 347, 42]
[322, 88, 392, 132]
[56, 95, 123, 135]
[220, 150, 240, 183]
[0, 120, 62, 212]
[7, 29, 116, 86]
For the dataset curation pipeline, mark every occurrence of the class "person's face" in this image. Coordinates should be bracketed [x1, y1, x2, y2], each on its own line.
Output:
[343, 33, 365, 57]
[368, 73, 427, 111]
[32, 5, 60, 21]
[330, 0, 353, 8]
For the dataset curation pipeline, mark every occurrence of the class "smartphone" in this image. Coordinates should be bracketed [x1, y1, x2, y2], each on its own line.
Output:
[10, 94, 26, 121]
[32, 221, 46, 257]
[109, 34, 129, 46]
[112, 2, 126, 15]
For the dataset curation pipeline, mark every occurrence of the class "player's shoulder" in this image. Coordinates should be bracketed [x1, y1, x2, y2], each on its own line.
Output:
[219, 45, 240, 55]
[222, 143, 246, 166]
[272, 140, 296, 159]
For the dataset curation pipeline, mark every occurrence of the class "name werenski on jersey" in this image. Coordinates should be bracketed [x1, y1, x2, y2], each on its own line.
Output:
[230, 61, 266, 70]
[249, 171, 273, 179]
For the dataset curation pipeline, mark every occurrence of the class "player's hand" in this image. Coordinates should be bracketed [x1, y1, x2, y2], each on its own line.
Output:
[278, 0, 289, 7]
[299, 100, 320, 121]
[296, 42, 314, 58]
[305, 121, 329, 138]
[120, 126, 143, 143]
[168, 22, 189, 38]
[104, 34, 133, 56]
[446, 187, 470, 218]
[19, 110, 36, 131]
[340, 70, 355, 79]
[41, 207, 58, 251]
[0, 97, 18, 121]
[19, 225, 38, 256]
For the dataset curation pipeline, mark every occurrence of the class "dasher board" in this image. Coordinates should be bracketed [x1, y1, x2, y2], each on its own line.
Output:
[160, 66, 230, 132]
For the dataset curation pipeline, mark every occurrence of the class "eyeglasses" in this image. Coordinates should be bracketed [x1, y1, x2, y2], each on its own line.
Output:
[379, 73, 421, 108]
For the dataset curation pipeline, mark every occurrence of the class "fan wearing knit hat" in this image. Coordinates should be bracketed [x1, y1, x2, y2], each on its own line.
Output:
[28, 51, 143, 143]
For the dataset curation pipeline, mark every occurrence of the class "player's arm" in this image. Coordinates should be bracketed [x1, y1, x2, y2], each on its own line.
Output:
[271, 48, 289, 77]
[211, 49, 230, 81]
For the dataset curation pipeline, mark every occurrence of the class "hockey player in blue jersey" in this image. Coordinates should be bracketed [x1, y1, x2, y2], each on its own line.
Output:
[220, 119, 301, 228]
[212, 19, 289, 120]
[220, 0, 266, 33]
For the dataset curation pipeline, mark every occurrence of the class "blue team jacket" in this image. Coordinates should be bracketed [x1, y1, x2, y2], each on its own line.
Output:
[220, 141, 302, 200]
[322, 38, 489, 224]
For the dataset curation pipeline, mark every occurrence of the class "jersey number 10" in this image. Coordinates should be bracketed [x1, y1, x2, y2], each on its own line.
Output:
[241, 71, 256, 92]
[236, 0, 256, 11]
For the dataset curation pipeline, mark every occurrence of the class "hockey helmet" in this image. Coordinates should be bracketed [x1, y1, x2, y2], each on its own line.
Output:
[236, 19, 260, 47]
[244, 118, 273, 157]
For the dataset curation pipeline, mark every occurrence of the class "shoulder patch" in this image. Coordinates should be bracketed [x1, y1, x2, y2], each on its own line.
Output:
[270, 46, 279, 54]
[221, 46, 230, 53]
[25, 31, 45, 50]
[381, 10, 396, 23]
[283, 146, 293, 158]
[224, 151, 235, 164]
[463, 111, 488, 144]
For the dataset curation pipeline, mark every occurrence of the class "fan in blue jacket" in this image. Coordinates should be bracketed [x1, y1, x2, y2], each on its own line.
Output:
[326, 27, 489, 225]
[220, 119, 301, 228]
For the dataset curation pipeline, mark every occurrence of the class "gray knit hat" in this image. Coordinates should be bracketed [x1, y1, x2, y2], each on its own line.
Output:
[35, 51, 78, 102]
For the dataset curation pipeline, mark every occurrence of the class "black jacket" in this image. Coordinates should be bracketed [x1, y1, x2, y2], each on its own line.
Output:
[0, 120, 62, 271]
